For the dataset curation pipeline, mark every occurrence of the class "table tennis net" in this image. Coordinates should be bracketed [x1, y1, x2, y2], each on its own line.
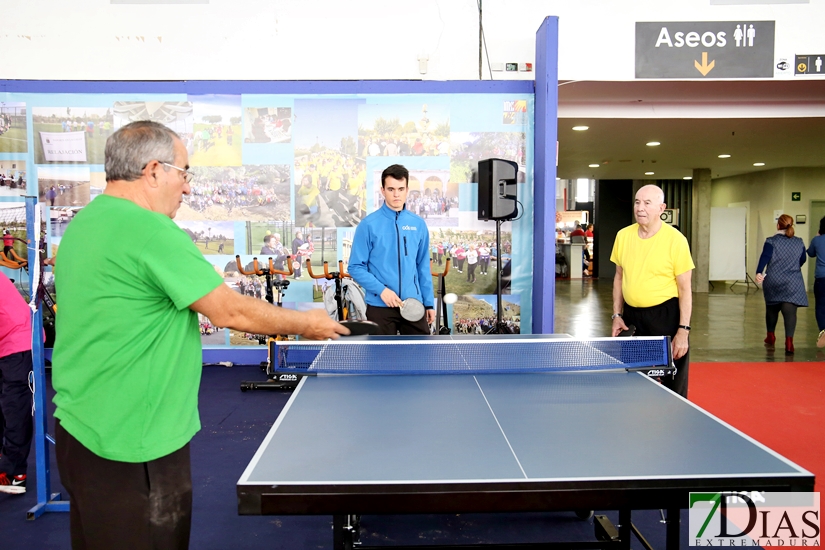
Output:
[275, 337, 671, 375]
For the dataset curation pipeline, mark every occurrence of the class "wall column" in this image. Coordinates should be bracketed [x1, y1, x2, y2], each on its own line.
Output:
[691, 168, 711, 293]
[533, 17, 559, 334]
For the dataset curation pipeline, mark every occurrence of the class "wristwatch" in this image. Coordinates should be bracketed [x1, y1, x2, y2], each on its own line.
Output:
[611, 313, 622, 320]
[678, 325, 691, 331]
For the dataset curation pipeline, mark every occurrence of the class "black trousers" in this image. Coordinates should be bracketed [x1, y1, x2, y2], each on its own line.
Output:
[815, 278, 825, 331]
[622, 297, 689, 398]
[366, 305, 429, 335]
[0, 350, 33, 477]
[56, 421, 192, 550]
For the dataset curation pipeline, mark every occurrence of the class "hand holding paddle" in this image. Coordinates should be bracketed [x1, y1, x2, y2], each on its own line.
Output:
[340, 320, 379, 336]
[301, 309, 350, 340]
[400, 298, 425, 322]
[379, 288, 426, 322]
[380, 288, 402, 308]
[617, 325, 636, 337]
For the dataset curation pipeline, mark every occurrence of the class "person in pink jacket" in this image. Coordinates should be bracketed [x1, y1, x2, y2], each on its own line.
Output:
[0, 272, 33, 494]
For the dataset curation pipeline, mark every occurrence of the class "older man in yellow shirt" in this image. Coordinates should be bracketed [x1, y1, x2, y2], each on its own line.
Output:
[610, 184, 694, 397]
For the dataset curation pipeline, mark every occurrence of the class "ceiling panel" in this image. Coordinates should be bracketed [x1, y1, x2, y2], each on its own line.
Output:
[556, 80, 825, 180]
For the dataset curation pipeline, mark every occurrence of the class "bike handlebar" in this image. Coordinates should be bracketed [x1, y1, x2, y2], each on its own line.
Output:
[235, 255, 293, 277]
[431, 258, 451, 277]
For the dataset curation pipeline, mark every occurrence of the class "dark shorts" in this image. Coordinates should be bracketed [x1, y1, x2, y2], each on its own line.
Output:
[366, 305, 430, 336]
[622, 297, 689, 398]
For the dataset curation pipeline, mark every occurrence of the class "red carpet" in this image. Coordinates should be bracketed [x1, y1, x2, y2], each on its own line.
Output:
[690, 362, 825, 491]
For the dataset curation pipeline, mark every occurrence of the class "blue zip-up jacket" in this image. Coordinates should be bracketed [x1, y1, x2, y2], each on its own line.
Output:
[808, 234, 825, 279]
[348, 203, 434, 309]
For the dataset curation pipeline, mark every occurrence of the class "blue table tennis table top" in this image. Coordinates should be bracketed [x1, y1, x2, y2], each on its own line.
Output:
[238, 335, 813, 517]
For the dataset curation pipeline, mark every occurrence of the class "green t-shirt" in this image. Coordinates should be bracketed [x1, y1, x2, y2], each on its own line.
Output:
[52, 195, 223, 462]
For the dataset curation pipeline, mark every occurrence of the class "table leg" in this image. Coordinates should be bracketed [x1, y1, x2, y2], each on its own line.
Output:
[333, 514, 360, 550]
[618, 509, 632, 550]
[333, 515, 349, 550]
[350, 514, 362, 545]
[666, 508, 681, 550]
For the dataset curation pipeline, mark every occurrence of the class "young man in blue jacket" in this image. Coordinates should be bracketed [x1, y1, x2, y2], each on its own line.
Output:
[348, 164, 435, 335]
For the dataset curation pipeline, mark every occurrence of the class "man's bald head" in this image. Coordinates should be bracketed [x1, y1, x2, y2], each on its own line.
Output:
[636, 184, 664, 204]
[634, 184, 666, 230]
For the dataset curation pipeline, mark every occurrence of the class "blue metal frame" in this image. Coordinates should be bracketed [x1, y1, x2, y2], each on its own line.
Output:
[25, 196, 70, 519]
[3, 72, 557, 363]
[533, 16, 559, 335]
[203, 347, 266, 365]
[0, 80, 533, 95]
[7, 22, 560, 518]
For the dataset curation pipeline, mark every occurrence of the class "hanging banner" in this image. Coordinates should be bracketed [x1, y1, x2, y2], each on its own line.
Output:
[39, 131, 88, 162]
[8, 89, 534, 342]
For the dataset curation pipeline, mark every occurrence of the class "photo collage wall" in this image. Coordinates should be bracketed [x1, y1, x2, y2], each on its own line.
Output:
[0, 91, 534, 346]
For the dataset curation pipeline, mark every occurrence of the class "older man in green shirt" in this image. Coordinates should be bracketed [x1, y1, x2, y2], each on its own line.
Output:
[53, 121, 347, 549]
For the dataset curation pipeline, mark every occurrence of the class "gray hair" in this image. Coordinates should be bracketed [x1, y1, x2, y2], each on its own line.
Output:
[104, 120, 180, 182]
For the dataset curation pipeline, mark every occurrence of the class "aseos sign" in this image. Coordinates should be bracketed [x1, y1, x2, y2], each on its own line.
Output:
[636, 21, 775, 78]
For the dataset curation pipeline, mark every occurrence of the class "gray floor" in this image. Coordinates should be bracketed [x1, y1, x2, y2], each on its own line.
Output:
[553, 278, 825, 363]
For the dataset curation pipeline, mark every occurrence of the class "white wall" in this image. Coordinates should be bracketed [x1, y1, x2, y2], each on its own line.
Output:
[0, 0, 823, 81]
[0, 160, 26, 173]
[711, 167, 825, 286]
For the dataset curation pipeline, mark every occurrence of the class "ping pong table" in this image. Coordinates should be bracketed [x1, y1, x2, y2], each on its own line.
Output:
[237, 335, 814, 549]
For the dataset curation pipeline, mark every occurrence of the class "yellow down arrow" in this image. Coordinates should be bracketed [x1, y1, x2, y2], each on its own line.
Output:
[694, 52, 715, 76]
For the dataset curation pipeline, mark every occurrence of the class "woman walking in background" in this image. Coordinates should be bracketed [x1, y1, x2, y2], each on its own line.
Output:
[807, 216, 825, 348]
[755, 214, 808, 354]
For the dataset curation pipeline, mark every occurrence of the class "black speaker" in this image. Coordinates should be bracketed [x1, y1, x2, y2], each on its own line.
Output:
[477, 158, 518, 221]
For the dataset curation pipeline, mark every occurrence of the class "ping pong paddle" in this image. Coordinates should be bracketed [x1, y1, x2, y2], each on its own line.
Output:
[399, 298, 425, 322]
[618, 325, 636, 337]
[340, 320, 379, 336]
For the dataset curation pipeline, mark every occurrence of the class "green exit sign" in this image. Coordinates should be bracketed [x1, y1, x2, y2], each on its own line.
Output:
[792, 192, 801, 201]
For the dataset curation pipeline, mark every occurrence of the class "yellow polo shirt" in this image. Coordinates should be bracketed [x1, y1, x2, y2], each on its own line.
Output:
[610, 223, 694, 308]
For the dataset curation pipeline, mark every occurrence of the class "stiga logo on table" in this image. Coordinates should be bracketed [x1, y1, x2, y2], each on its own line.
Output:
[689, 492, 820, 546]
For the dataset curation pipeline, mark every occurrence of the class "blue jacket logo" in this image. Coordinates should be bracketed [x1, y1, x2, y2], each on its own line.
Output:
[401, 225, 417, 231]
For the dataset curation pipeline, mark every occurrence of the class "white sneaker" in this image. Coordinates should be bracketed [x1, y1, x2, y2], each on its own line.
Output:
[0, 472, 26, 494]
[817, 330, 825, 349]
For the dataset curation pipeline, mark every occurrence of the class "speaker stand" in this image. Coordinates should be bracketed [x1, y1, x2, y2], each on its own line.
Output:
[486, 218, 511, 335]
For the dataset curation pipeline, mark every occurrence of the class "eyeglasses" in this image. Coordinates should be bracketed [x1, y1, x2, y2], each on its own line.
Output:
[160, 162, 195, 184]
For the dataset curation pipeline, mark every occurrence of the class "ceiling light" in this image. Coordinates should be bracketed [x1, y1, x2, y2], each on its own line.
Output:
[646, 141, 660, 146]
[572, 126, 589, 131]
[645, 172, 655, 175]
[683, 176, 692, 180]
[588, 164, 599, 168]
[753, 162, 765, 166]
[718, 154, 731, 158]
